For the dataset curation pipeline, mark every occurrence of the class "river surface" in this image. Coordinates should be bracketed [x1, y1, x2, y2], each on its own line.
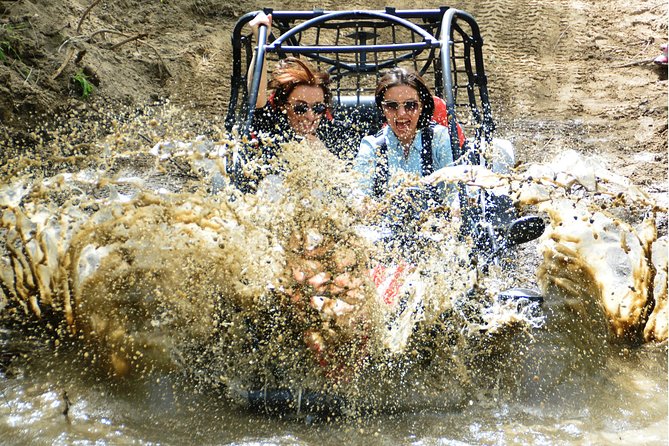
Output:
[0, 328, 666, 445]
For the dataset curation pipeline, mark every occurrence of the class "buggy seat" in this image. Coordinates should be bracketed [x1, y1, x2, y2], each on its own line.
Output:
[333, 95, 383, 138]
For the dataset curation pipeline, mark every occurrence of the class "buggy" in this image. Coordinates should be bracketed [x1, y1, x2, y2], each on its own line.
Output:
[224, 7, 544, 257]
[221, 8, 546, 417]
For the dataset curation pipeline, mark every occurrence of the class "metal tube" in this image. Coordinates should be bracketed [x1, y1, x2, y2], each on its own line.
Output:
[244, 24, 268, 134]
[267, 42, 440, 53]
[270, 11, 439, 48]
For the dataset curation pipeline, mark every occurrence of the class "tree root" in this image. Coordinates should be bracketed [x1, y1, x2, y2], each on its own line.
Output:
[76, 0, 102, 34]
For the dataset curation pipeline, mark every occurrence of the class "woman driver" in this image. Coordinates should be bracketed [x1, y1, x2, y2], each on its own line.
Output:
[353, 67, 454, 198]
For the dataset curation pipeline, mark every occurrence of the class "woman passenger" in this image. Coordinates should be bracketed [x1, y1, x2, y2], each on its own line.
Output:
[247, 12, 359, 159]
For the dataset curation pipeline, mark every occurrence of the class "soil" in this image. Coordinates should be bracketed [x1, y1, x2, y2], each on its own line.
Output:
[0, 0, 667, 202]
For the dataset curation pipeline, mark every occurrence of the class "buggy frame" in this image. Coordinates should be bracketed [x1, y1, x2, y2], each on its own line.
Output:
[224, 7, 495, 162]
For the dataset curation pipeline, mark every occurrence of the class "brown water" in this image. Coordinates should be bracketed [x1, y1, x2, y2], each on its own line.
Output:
[0, 329, 665, 445]
[0, 106, 666, 445]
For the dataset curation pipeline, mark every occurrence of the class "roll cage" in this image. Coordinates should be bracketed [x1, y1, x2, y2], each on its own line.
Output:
[224, 7, 495, 162]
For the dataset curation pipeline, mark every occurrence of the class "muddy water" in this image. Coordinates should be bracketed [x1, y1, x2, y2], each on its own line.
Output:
[0, 326, 666, 445]
[0, 107, 667, 445]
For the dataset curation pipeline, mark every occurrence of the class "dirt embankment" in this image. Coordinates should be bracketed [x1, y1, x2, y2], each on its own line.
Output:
[0, 0, 667, 196]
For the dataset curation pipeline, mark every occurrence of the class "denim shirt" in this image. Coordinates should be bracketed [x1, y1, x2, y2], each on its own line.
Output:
[353, 124, 454, 196]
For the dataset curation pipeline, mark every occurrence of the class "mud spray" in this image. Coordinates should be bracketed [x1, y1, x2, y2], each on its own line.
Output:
[0, 103, 666, 444]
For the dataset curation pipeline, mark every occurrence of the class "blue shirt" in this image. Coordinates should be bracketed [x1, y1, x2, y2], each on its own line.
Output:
[353, 124, 454, 196]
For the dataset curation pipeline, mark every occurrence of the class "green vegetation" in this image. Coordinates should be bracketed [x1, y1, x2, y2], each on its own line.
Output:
[0, 24, 25, 64]
[72, 70, 94, 99]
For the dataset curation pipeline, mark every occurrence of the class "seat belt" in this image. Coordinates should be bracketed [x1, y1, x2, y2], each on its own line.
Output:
[372, 124, 435, 198]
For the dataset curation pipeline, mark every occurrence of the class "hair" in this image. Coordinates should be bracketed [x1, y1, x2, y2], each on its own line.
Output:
[375, 67, 434, 129]
[269, 57, 331, 107]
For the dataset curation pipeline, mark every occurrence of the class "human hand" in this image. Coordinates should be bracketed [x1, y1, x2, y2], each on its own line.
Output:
[249, 11, 272, 40]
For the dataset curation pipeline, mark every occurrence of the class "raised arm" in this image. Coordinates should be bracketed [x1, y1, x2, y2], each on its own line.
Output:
[247, 12, 272, 109]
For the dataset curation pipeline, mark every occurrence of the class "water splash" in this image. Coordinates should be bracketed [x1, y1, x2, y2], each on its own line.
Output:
[0, 104, 665, 419]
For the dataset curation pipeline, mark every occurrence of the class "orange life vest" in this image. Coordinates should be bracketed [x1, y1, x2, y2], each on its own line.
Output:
[432, 96, 466, 148]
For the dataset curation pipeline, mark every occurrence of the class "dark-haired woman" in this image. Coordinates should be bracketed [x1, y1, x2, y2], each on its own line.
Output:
[353, 68, 544, 255]
[353, 67, 454, 198]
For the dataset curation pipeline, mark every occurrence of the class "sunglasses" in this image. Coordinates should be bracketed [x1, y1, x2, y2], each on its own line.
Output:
[381, 100, 421, 113]
[289, 102, 327, 115]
